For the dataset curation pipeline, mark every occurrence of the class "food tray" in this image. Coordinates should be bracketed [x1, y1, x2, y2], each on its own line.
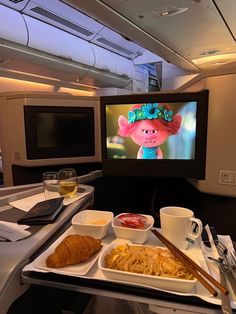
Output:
[23, 227, 236, 309]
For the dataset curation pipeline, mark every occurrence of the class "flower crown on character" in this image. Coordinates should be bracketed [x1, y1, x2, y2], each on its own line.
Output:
[128, 103, 173, 124]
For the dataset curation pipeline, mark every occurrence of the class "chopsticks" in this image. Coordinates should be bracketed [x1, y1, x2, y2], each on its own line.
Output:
[151, 229, 229, 297]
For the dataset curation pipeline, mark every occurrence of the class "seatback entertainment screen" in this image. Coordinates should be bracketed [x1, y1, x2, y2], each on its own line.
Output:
[105, 101, 196, 160]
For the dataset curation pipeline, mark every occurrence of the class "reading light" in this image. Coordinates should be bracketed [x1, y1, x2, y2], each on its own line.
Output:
[160, 11, 169, 16]
[200, 49, 220, 56]
[159, 8, 189, 17]
[213, 61, 229, 66]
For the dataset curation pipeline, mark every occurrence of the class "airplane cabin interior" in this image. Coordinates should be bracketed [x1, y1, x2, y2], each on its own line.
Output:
[0, 0, 236, 313]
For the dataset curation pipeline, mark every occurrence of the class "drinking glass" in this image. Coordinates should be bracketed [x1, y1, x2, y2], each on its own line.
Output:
[59, 168, 78, 198]
[43, 171, 59, 199]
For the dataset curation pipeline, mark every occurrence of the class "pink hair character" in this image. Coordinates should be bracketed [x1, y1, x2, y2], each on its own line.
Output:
[118, 103, 182, 159]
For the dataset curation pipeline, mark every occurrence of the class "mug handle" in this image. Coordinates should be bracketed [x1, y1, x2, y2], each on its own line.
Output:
[186, 218, 203, 244]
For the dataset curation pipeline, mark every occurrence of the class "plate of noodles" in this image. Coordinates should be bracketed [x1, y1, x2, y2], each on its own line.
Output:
[98, 241, 199, 293]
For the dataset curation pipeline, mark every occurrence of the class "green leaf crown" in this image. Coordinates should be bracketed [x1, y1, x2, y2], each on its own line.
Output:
[128, 103, 173, 123]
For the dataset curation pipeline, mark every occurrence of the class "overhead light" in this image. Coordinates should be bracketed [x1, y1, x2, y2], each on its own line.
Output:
[213, 61, 229, 66]
[192, 53, 236, 66]
[199, 49, 220, 56]
[159, 8, 189, 17]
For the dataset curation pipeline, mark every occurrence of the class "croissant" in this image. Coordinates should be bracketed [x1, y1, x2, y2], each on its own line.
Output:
[46, 234, 102, 268]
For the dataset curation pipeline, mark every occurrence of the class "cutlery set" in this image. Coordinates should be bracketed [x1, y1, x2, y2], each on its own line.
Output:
[204, 225, 236, 313]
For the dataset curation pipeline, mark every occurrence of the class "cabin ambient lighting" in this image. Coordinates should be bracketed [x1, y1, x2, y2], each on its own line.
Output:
[192, 53, 236, 65]
[0, 68, 61, 82]
[0, 77, 95, 96]
[0, 68, 99, 90]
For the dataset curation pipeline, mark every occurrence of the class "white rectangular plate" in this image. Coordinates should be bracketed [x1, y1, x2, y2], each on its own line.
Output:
[98, 241, 198, 293]
[34, 228, 102, 276]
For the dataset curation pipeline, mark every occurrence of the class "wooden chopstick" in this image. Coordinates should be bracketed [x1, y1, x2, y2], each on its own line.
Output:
[151, 229, 229, 297]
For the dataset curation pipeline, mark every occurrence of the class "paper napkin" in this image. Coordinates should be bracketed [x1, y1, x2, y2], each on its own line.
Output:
[9, 190, 91, 212]
[0, 220, 31, 242]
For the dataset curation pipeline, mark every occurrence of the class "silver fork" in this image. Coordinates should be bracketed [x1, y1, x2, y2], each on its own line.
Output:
[215, 241, 236, 296]
[216, 241, 236, 274]
[228, 252, 236, 271]
[209, 256, 236, 293]
[208, 257, 232, 313]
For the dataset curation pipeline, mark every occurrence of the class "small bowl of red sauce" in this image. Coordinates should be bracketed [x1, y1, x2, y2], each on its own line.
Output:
[112, 213, 154, 244]
[117, 213, 148, 229]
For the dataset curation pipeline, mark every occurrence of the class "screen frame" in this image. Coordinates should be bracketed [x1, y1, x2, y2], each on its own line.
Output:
[100, 90, 209, 179]
[24, 105, 95, 159]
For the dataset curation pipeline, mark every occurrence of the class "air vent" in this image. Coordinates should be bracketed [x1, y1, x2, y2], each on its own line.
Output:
[96, 37, 134, 56]
[9, 0, 24, 3]
[30, 6, 94, 37]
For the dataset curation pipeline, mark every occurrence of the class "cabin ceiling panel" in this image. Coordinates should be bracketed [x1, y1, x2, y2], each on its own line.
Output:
[65, 0, 236, 71]
[214, 0, 236, 39]
[64, 0, 199, 72]
[99, 0, 236, 64]
[1, 0, 235, 81]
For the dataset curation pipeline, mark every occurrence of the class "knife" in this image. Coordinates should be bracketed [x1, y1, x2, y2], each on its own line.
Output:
[205, 225, 232, 314]
[219, 269, 233, 314]
[220, 262, 236, 298]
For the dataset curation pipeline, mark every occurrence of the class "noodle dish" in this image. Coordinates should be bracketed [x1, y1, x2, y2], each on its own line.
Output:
[98, 241, 199, 293]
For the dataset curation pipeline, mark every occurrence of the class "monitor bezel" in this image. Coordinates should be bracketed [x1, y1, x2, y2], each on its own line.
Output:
[24, 105, 95, 159]
[100, 90, 209, 179]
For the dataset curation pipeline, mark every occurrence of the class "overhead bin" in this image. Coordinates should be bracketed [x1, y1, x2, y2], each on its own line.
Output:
[0, 4, 135, 88]
[0, 0, 29, 11]
[92, 26, 144, 60]
[24, 15, 95, 67]
[114, 54, 135, 80]
[21, 0, 144, 60]
[79, 67, 132, 89]
[0, 4, 28, 45]
[84, 43, 134, 87]
[22, 0, 104, 41]
[23, 13, 134, 86]
[91, 44, 116, 74]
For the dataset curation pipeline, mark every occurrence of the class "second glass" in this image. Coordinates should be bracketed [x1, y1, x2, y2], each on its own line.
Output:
[43, 171, 59, 200]
[59, 168, 78, 198]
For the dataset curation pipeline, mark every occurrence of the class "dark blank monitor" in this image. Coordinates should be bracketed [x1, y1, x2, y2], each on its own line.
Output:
[24, 106, 95, 159]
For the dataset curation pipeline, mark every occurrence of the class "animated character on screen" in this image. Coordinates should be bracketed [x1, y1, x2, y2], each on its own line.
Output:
[118, 103, 182, 159]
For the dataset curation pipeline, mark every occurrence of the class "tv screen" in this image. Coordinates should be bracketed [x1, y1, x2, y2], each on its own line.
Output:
[100, 90, 208, 179]
[24, 106, 95, 159]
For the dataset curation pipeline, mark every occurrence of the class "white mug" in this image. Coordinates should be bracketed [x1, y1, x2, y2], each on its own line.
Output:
[160, 206, 203, 250]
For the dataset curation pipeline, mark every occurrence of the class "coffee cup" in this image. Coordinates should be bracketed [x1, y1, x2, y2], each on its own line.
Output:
[160, 206, 203, 250]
